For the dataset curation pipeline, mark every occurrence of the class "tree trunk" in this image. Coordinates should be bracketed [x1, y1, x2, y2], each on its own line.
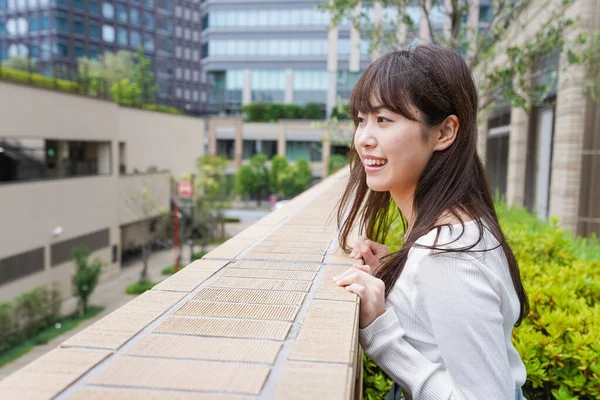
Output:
[140, 243, 149, 284]
[79, 299, 85, 317]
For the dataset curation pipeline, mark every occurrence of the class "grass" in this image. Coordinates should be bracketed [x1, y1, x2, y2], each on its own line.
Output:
[0, 305, 104, 368]
[210, 237, 230, 245]
[125, 281, 158, 294]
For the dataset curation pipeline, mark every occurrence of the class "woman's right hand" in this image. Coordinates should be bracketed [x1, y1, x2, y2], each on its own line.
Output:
[350, 236, 389, 272]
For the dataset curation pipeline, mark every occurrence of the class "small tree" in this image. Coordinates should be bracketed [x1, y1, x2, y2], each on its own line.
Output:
[236, 154, 270, 205]
[72, 246, 102, 317]
[279, 159, 313, 198]
[132, 47, 156, 105]
[110, 78, 141, 106]
[197, 155, 230, 238]
[269, 155, 289, 197]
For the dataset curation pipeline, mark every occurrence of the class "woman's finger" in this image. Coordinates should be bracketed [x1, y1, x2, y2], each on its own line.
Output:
[334, 271, 365, 287]
[353, 264, 372, 275]
[345, 283, 366, 296]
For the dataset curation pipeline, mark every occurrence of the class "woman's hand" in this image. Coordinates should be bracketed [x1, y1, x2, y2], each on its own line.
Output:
[350, 236, 389, 272]
[333, 265, 386, 329]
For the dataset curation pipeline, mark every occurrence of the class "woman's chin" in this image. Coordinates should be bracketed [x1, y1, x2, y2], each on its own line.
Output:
[365, 177, 389, 192]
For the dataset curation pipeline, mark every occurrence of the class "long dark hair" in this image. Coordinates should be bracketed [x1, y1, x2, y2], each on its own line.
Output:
[337, 45, 529, 325]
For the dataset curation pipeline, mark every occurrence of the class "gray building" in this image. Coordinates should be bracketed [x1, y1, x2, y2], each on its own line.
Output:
[0, 0, 209, 113]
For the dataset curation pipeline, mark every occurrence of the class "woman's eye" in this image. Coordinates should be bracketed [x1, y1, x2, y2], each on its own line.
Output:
[377, 116, 390, 123]
[357, 117, 365, 124]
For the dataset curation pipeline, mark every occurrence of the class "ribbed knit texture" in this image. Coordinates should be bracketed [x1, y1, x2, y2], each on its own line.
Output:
[360, 220, 527, 400]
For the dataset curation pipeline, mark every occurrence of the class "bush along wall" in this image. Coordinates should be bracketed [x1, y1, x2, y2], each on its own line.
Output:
[364, 202, 600, 400]
[241, 102, 326, 122]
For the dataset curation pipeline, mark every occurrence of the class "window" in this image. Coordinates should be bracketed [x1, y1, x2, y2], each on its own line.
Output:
[28, 16, 38, 31]
[103, 2, 114, 18]
[143, 11, 153, 28]
[130, 31, 140, 47]
[74, 46, 85, 58]
[130, 7, 140, 25]
[117, 27, 127, 46]
[143, 34, 154, 51]
[73, 0, 83, 9]
[184, 68, 190, 80]
[74, 20, 84, 35]
[184, 47, 190, 59]
[176, 87, 182, 98]
[175, 46, 181, 58]
[144, 0, 152, 7]
[175, 25, 181, 37]
[184, 7, 190, 20]
[192, 70, 198, 81]
[89, 23, 100, 39]
[103, 25, 115, 42]
[0, 248, 45, 285]
[54, 42, 68, 57]
[175, 67, 181, 79]
[88, 0, 98, 14]
[294, 70, 328, 90]
[40, 14, 49, 30]
[117, 4, 127, 23]
[193, 91, 198, 101]
[184, 28, 190, 40]
[54, 16, 68, 32]
[175, 5, 181, 17]
[51, 229, 109, 267]
[30, 45, 39, 57]
[193, 50, 198, 61]
[0, 22, 5, 36]
[192, 11, 199, 22]
[193, 31, 199, 42]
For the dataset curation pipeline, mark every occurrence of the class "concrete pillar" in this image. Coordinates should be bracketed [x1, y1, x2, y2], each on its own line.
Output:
[372, 1, 383, 60]
[278, 125, 286, 157]
[242, 69, 251, 105]
[284, 69, 293, 104]
[349, 1, 361, 72]
[57, 141, 69, 178]
[208, 119, 217, 156]
[97, 142, 111, 175]
[477, 119, 488, 165]
[234, 120, 243, 168]
[506, 107, 529, 208]
[327, 25, 339, 120]
[419, 0, 431, 43]
[466, 0, 480, 58]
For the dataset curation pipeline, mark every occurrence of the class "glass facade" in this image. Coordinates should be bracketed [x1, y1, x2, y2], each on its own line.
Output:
[206, 39, 368, 57]
[286, 141, 322, 162]
[206, 8, 330, 29]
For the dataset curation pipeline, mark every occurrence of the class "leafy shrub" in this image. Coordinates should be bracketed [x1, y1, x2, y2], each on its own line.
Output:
[125, 281, 157, 294]
[0, 66, 79, 93]
[223, 217, 241, 223]
[193, 251, 207, 260]
[366, 201, 600, 400]
[242, 103, 326, 122]
[329, 154, 349, 174]
[141, 104, 183, 115]
[72, 246, 103, 317]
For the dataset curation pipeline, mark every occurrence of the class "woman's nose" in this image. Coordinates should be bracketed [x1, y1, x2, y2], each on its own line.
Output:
[357, 125, 377, 148]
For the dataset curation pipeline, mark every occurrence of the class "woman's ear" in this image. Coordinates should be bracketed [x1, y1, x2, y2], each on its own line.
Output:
[433, 115, 459, 152]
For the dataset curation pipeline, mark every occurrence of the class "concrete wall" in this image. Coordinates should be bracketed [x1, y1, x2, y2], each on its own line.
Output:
[118, 172, 171, 226]
[117, 108, 205, 179]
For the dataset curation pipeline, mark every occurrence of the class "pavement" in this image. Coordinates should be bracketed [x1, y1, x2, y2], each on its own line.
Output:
[0, 221, 257, 381]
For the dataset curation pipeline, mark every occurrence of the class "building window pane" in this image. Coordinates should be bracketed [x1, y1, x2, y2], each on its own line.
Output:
[28, 15, 38, 31]
[102, 25, 115, 42]
[117, 27, 127, 46]
[73, 0, 83, 9]
[130, 8, 140, 25]
[53, 42, 68, 57]
[117, 4, 127, 23]
[130, 31, 140, 48]
[88, 0, 98, 14]
[40, 14, 49, 29]
[54, 16, 68, 33]
[143, 34, 154, 51]
[74, 20, 84, 35]
[74, 46, 85, 58]
[143, 11, 153, 28]
[89, 23, 100, 39]
[103, 2, 114, 18]
[144, 0, 152, 7]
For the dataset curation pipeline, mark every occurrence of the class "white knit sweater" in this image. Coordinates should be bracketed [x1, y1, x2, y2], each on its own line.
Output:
[360, 220, 527, 400]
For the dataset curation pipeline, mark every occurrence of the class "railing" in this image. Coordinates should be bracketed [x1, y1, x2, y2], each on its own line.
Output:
[0, 169, 363, 399]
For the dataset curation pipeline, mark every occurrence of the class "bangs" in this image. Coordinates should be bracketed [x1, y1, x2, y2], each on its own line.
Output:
[349, 52, 420, 124]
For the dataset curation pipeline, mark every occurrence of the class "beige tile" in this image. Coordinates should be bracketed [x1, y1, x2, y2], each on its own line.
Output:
[210, 277, 312, 292]
[203, 239, 254, 259]
[231, 260, 321, 272]
[0, 348, 110, 400]
[273, 362, 351, 400]
[222, 268, 316, 281]
[62, 291, 185, 350]
[193, 288, 306, 306]
[242, 253, 324, 263]
[70, 388, 248, 400]
[233, 224, 275, 240]
[155, 316, 291, 340]
[314, 266, 359, 302]
[152, 260, 228, 292]
[125, 335, 282, 363]
[289, 300, 359, 364]
[89, 358, 270, 395]
[176, 301, 299, 321]
[323, 244, 357, 265]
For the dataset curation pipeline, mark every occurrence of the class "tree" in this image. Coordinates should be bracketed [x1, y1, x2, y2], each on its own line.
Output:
[322, 0, 596, 112]
[197, 155, 230, 239]
[329, 154, 350, 174]
[235, 154, 270, 206]
[279, 159, 313, 198]
[72, 246, 102, 317]
[110, 78, 141, 106]
[269, 155, 289, 197]
[132, 47, 156, 105]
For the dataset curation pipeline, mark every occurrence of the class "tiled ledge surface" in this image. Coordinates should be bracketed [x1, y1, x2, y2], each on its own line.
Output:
[0, 169, 363, 400]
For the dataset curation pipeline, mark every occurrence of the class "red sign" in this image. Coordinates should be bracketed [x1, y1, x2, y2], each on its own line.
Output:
[178, 180, 193, 197]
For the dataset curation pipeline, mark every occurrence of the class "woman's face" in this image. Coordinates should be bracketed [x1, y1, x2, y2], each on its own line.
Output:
[354, 105, 435, 199]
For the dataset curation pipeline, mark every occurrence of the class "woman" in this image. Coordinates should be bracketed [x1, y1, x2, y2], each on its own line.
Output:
[333, 45, 529, 400]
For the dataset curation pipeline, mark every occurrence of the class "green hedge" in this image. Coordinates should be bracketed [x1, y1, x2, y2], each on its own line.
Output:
[364, 202, 600, 400]
[141, 104, 183, 115]
[125, 281, 157, 294]
[0, 66, 80, 93]
[242, 103, 326, 122]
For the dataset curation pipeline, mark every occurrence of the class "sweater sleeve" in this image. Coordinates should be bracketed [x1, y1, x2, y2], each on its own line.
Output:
[359, 253, 514, 400]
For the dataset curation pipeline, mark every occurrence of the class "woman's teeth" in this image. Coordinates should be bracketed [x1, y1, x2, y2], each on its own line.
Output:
[365, 159, 387, 166]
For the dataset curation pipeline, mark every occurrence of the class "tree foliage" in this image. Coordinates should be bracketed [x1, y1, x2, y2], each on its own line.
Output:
[71, 246, 102, 317]
[2, 57, 34, 72]
[235, 154, 270, 205]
